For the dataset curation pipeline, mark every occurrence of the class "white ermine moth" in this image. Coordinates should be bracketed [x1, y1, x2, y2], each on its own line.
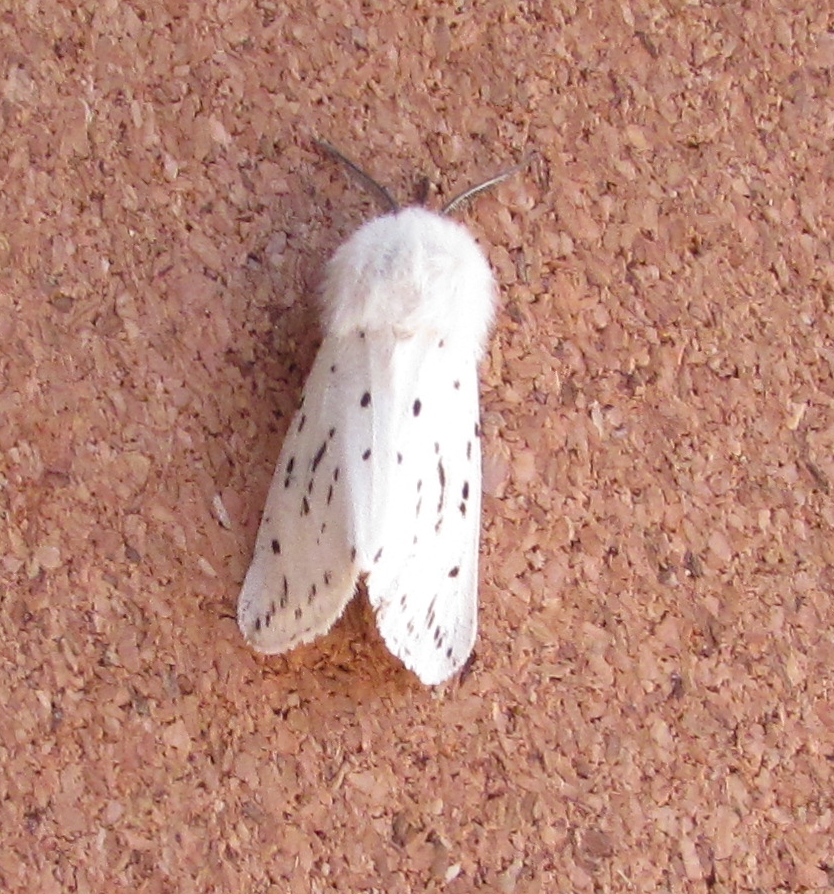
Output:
[238, 142, 520, 685]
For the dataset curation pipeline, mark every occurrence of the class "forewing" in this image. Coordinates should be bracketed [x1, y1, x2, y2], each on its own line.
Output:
[238, 339, 361, 653]
[362, 333, 483, 685]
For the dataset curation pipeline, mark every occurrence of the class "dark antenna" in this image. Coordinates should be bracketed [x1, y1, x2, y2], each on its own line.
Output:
[441, 160, 527, 215]
[314, 139, 399, 213]
[314, 139, 528, 216]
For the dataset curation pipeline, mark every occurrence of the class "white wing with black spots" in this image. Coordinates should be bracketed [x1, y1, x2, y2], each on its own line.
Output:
[238, 339, 361, 653]
[364, 331, 482, 684]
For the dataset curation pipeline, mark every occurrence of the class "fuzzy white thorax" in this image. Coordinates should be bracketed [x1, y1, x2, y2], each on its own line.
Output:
[321, 207, 495, 361]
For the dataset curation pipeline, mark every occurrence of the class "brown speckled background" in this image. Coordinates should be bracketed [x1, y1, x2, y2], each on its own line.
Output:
[2, 2, 833, 892]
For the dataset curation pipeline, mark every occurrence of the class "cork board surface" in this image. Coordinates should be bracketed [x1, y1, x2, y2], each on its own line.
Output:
[2, 2, 833, 892]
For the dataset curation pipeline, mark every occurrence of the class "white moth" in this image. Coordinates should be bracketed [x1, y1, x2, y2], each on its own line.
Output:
[238, 143, 518, 685]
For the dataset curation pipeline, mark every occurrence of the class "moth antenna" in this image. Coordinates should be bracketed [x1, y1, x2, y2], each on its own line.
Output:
[314, 139, 399, 213]
[441, 157, 530, 216]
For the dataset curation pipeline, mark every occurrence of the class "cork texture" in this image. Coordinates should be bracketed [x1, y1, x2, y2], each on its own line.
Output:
[1, 2, 833, 892]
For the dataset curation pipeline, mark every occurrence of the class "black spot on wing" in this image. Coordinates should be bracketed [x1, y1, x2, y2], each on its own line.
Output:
[448, 566, 459, 578]
[271, 539, 281, 554]
[437, 459, 446, 512]
[280, 575, 289, 608]
[301, 496, 310, 515]
[311, 440, 327, 473]
[362, 448, 371, 461]
[413, 399, 421, 416]
[298, 414, 307, 433]
[426, 597, 437, 629]
[361, 392, 371, 407]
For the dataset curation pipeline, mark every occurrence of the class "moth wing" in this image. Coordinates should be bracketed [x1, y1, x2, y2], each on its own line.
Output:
[238, 339, 362, 653]
[361, 331, 482, 685]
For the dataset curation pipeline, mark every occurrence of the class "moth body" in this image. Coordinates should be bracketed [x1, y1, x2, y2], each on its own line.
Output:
[238, 205, 496, 685]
